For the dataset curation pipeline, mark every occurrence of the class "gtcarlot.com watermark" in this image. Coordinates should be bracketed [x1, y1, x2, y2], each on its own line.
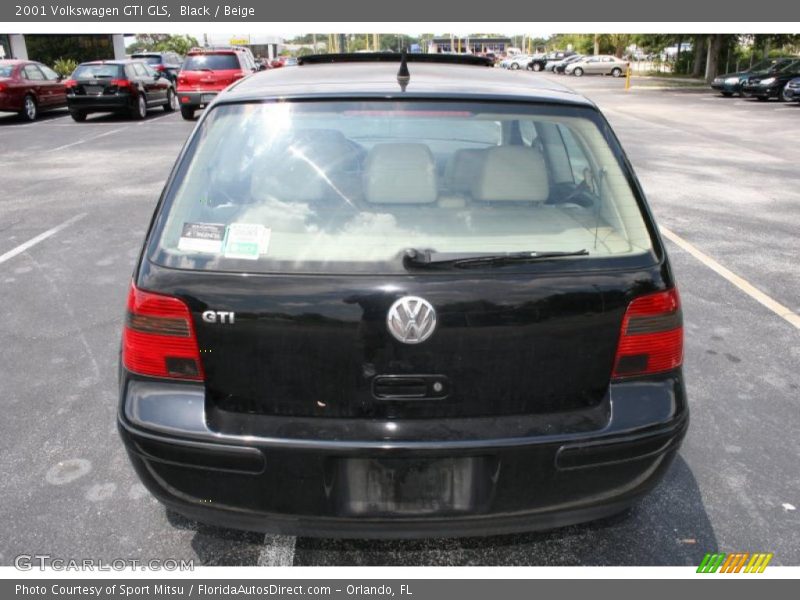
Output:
[14, 554, 194, 571]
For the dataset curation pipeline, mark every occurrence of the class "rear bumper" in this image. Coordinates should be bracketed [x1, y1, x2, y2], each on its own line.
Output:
[67, 94, 132, 112]
[118, 371, 688, 538]
[0, 93, 23, 111]
[176, 90, 218, 109]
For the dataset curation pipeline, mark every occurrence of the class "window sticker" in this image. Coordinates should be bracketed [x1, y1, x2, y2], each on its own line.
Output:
[177, 222, 226, 253]
[223, 223, 271, 260]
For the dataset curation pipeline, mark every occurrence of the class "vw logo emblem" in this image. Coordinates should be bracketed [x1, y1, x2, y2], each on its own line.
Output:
[386, 296, 437, 344]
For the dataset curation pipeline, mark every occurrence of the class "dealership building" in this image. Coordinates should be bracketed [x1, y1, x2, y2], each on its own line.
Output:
[0, 34, 127, 64]
[428, 36, 513, 54]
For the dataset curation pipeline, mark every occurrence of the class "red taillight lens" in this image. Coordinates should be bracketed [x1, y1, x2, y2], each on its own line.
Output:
[122, 283, 204, 380]
[154, 64, 166, 71]
[0, 83, 7, 92]
[63, 79, 76, 89]
[110, 78, 131, 88]
[612, 288, 683, 378]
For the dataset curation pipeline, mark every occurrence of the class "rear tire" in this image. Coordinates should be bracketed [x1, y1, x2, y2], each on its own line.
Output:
[611, 67, 622, 78]
[20, 95, 37, 121]
[573, 67, 584, 77]
[69, 110, 87, 122]
[532, 62, 543, 72]
[164, 88, 178, 112]
[180, 106, 196, 120]
[131, 94, 147, 120]
[510, 62, 520, 70]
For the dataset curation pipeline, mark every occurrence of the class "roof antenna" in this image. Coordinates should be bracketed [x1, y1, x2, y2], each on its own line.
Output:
[397, 50, 410, 92]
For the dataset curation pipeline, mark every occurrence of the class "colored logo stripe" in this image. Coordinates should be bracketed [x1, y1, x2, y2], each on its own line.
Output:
[697, 552, 773, 573]
[745, 553, 773, 573]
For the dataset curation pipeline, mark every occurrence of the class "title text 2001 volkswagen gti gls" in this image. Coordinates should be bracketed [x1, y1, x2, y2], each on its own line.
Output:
[118, 53, 687, 538]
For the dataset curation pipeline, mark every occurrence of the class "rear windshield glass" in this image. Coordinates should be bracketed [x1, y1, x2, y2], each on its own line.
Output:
[0, 65, 14, 77]
[132, 55, 162, 65]
[151, 101, 654, 274]
[72, 64, 124, 79]
[182, 54, 239, 71]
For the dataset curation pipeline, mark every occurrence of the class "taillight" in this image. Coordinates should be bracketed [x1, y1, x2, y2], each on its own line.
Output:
[122, 283, 204, 380]
[110, 78, 131, 88]
[0, 83, 7, 92]
[154, 64, 166, 71]
[612, 288, 683, 378]
[63, 79, 76, 89]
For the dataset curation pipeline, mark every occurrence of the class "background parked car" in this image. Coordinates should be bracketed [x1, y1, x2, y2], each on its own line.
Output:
[565, 55, 629, 77]
[529, 51, 575, 72]
[783, 76, 800, 102]
[552, 54, 584, 74]
[130, 51, 183, 83]
[0, 59, 67, 121]
[65, 60, 177, 122]
[177, 47, 258, 120]
[741, 59, 800, 101]
[711, 57, 797, 96]
[500, 54, 534, 70]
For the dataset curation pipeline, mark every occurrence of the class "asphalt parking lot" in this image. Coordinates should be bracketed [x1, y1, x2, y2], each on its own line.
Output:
[1, 72, 798, 566]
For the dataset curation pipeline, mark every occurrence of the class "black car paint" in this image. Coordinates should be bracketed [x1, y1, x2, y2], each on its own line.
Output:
[118, 64, 687, 537]
[66, 60, 174, 119]
[131, 52, 183, 82]
[741, 62, 800, 100]
[710, 58, 798, 95]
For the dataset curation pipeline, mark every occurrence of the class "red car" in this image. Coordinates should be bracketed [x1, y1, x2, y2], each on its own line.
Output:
[176, 47, 258, 120]
[0, 59, 67, 121]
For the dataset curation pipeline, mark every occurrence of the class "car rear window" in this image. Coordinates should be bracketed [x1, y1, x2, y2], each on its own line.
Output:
[132, 55, 162, 65]
[151, 100, 654, 274]
[72, 64, 124, 79]
[182, 54, 240, 71]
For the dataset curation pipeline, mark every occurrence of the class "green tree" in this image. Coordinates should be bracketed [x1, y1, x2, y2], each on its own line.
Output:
[129, 34, 199, 56]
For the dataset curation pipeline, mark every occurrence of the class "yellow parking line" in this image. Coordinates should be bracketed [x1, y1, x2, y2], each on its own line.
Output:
[660, 226, 800, 330]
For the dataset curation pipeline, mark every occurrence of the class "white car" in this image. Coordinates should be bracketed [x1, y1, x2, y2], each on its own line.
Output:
[565, 55, 629, 77]
[501, 54, 534, 70]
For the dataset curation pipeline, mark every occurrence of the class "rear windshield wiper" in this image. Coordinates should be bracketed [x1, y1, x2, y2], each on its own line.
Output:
[402, 248, 589, 269]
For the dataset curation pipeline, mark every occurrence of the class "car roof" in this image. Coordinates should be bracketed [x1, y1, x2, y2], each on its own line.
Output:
[222, 61, 594, 106]
[80, 60, 141, 65]
[0, 59, 31, 65]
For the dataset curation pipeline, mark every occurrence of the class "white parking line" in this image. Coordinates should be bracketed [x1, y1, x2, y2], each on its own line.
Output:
[660, 226, 800, 330]
[257, 535, 296, 566]
[0, 213, 87, 266]
[45, 127, 127, 153]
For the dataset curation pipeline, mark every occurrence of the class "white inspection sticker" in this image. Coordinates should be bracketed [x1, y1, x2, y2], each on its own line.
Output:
[177, 222, 226, 253]
[223, 223, 271, 260]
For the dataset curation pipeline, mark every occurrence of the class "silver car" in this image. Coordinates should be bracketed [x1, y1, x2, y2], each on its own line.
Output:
[565, 55, 629, 77]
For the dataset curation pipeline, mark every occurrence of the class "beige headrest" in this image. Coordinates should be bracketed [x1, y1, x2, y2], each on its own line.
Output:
[364, 143, 438, 204]
[472, 146, 550, 203]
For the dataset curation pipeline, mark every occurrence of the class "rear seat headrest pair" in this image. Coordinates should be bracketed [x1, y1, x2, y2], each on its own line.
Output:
[364, 143, 550, 205]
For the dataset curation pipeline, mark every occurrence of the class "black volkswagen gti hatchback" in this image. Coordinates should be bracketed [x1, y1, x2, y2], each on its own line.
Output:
[118, 53, 688, 539]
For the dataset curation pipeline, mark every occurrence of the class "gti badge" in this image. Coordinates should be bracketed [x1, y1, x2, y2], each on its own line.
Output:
[386, 296, 437, 344]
